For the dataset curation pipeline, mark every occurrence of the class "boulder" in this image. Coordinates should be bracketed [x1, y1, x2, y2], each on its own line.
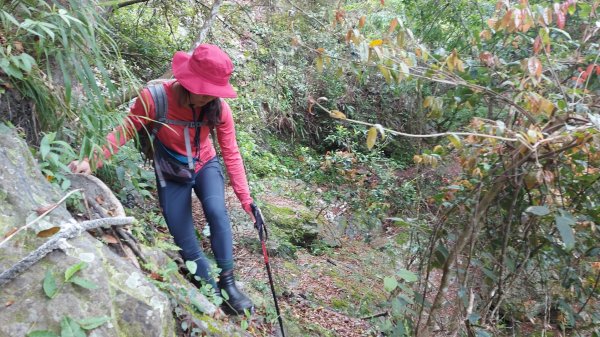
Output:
[0, 123, 176, 337]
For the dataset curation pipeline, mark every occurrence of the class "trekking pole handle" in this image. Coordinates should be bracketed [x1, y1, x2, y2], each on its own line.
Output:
[251, 203, 267, 241]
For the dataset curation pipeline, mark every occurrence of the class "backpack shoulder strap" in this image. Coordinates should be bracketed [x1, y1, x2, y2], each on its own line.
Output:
[147, 84, 168, 134]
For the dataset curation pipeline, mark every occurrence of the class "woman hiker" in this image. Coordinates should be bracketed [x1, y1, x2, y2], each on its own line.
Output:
[69, 44, 254, 315]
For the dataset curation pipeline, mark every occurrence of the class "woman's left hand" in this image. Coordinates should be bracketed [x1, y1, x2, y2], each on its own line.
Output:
[243, 203, 256, 223]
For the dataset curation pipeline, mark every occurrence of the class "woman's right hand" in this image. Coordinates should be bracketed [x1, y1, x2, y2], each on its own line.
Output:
[68, 159, 92, 175]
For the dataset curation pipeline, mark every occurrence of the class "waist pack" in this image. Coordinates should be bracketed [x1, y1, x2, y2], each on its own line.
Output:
[139, 84, 208, 188]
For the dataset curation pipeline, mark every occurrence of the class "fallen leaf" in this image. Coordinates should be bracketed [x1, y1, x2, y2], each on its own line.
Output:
[5, 300, 14, 307]
[102, 234, 119, 244]
[36, 204, 56, 215]
[37, 226, 60, 238]
[2, 227, 18, 239]
[95, 195, 105, 205]
[150, 272, 163, 281]
[329, 110, 346, 119]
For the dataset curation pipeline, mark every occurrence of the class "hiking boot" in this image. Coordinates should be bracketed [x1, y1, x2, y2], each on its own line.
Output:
[218, 270, 254, 315]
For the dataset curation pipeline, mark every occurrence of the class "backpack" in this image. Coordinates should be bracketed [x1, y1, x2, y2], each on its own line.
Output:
[137, 84, 212, 188]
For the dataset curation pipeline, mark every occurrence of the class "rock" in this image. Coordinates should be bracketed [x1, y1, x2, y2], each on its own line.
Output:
[261, 203, 320, 248]
[0, 123, 176, 337]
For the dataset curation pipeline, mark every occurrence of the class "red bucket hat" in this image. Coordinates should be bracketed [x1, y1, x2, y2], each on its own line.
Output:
[171, 44, 237, 98]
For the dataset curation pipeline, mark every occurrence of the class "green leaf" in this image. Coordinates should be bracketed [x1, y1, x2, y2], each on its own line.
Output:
[384, 276, 398, 292]
[397, 269, 418, 283]
[43, 269, 58, 298]
[40, 134, 52, 160]
[1, 61, 23, 79]
[60, 317, 85, 337]
[525, 206, 550, 216]
[185, 260, 197, 274]
[27, 331, 58, 337]
[555, 214, 575, 250]
[1, 11, 20, 27]
[64, 262, 86, 282]
[70, 276, 98, 290]
[78, 316, 110, 330]
[15, 53, 36, 73]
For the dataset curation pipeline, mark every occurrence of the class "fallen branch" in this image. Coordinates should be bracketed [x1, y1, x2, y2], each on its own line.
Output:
[0, 216, 135, 286]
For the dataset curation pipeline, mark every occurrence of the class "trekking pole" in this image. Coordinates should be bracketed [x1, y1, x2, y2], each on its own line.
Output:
[251, 203, 286, 337]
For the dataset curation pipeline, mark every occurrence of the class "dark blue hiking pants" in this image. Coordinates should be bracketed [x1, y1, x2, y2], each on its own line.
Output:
[156, 156, 233, 287]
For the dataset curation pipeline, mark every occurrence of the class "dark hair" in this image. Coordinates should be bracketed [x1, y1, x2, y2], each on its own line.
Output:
[175, 82, 222, 127]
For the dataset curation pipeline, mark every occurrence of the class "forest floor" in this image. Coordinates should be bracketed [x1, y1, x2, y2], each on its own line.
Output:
[188, 177, 402, 337]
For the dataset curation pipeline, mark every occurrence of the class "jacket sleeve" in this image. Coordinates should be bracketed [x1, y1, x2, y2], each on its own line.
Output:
[216, 100, 253, 210]
[101, 89, 155, 162]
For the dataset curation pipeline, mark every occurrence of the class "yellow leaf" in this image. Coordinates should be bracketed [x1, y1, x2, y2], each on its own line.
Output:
[367, 127, 377, 150]
[396, 31, 405, 48]
[413, 155, 423, 164]
[423, 96, 434, 108]
[329, 110, 346, 119]
[315, 56, 323, 73]
[540, 99, 555, 115]
[37, 226, 60, 238]
[447, 53, 455, 72]
[378, 65, 392, 84]
[369, 39, 383, 48]
[433, 145, 444, 155]
[448, 134, 462, 149]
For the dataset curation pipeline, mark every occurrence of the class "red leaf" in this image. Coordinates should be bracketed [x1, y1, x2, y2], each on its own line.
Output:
[555, 5, 566, 29]
[533, 36, 542, 54]
[380, 0, 385, 4]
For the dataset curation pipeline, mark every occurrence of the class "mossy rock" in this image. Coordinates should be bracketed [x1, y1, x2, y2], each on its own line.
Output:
[261, 203, 320, 248]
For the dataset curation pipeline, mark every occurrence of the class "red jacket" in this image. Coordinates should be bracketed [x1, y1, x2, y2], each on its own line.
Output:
[103, 80, 253, 211]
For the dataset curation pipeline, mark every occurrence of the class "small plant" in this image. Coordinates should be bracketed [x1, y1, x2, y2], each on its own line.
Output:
[38, 132, 77, 191]
[28, 262, 108, 337]
[26, 315, 110, 337]
[42, 262, 98, 299]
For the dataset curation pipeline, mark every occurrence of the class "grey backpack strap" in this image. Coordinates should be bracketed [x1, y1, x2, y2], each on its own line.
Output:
[147, 84, 168, 133]
[147, 84, 169, 188]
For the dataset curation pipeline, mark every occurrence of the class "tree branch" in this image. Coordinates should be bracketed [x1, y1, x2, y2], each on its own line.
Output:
[0, 216, 135, 286]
